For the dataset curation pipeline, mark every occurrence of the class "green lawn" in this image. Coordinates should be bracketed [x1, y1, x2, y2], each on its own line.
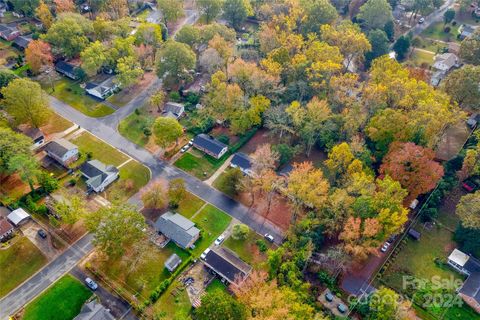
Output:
[206, 278, 227, 293]
[106, 160, 151, 201]
[421, 21, 461, 43]
[409, 49, 435, 67]
[192, 205, 232, 257]
[43, 112, 73, 135]
[22, 275, 92, 320]
[177, 192, 205, 218]
[152, 280, 192, 319]
[118, 109, 154, 147]
[71, 132, 129, 167]
[0, 237, 47, 298]
[223, 229, 272, 270]
[48, 79, 114, 118]
[91, 241, 189, 300]
[174, 150, 227, 180]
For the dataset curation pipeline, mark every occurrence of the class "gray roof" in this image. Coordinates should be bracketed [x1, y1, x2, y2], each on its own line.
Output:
[165, 253, 182, 271]
[193, 134, 227, 156]
[55, 61, 78, 75]
[45, 138, 77, 158]
[231, 153, 252, 170]
[74, 300, 115, 320]
[203, 249, 247, 283]
[13, 35, 32, 49]
[460, 256, 480, 304]
[80, 160, 118, 189]
[154, 212, 200, 249]
[163, 102, 184, 118]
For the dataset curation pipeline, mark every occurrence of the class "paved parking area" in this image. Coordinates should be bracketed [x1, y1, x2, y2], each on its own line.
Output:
[317, 289, 349, 318]
[22, 222, 61, 260]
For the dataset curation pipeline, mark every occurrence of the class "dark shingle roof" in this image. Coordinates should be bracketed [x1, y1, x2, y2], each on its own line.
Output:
[13, 35, 31, 49]
[80, 160, 118, 189]
[154, 212, 200, 249]
[203, 249, 247, 283]
[55, 61, 77, 75]
[193, 134, 227, 156]
[45, 138, 77, 158]
[231, 152, 252, 170]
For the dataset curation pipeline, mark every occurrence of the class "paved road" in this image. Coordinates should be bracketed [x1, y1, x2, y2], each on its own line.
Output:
[70, 267, 137, 320]
[0, 234, 94, 320]
[405, 0, 456, 37]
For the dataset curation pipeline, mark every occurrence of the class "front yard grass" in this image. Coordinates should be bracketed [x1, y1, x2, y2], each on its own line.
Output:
[48, 78, 114, 118]
[223, 230, 272, 270]
[177, 192, 205, 218]
[90, 241, 189, 300]
[206, 278, 227, 293]
[70, 131, 129, 167]
[118, 108, 154, 147]
[0, 236, 47, 298]
[409, 49, 435, 67]
[42, 112, 73, 135]
[421, 21, 461, 43]
[105, 160, 151, 202]
[174, 150, 226, 180]
[152, 279, 192, 319]
[192, 205, 231, 257]
[22, 275, 92, 320]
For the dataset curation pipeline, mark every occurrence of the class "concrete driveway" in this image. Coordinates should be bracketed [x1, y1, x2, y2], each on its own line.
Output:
[21, 222, 61, 260]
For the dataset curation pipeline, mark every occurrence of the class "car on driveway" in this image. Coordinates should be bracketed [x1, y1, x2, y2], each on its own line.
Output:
[337, 303, 347, 314]
[85, 277, 98, 290]
[37, 229, 47, 239]
[264, 233, 274, 243]
[325, 292, 334, 302]
[380, 242, 390, 253]
[418, 17, 425, 23]
[200, 248, 210, 260]
[214, 234, 225, 245]
[180, 145, 189, 153]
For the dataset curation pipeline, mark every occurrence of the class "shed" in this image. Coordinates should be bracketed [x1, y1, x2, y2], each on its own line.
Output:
[165, 253, 182, 272]
[12, 35, 32, 50]
[408, 228, 421, 240]
[7, 208, 31, 226]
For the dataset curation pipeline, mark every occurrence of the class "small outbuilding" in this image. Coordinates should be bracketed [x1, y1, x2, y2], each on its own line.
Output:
[408, 228, 421, 240]
[192, 134, 228, 159]
[165, 253, 182, 272]
[0, 218, 14, 241]
[45, 138, 79, 166]
[7, 208, 31, 226]
[19, 126, 45, 149]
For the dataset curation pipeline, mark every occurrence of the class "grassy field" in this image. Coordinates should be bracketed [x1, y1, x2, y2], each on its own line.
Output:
[152, 279, 192, 319]
[174, 150, 226, 180]
[71, 132, 129, 167]
[206, 278, 227, 293]
[177, 192, 205, 218]
[421, 21, 461, 43]
[192, 205, 232, 257]
[223, 229, 272, 270]
[0, 237, 47, 298]
[22, 275, 92, 320]
[91, 241, 189, 300]
[48, 79, 114, 117]
[409, 49, 435, 67]
[106, 160, 151, 202]
[118, 109, 154, 147]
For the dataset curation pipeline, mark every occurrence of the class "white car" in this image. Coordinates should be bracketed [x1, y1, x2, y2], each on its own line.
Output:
[380, 242, 391, 253]
[85, 277, 98, 290]
[200, 248, 210, 260]
[418, 17, 425, 24]
[180, 145, 189, 153]
[188, 139, 194, 146]
[215, 235, 225, 245]
[264, 233, 274, 243]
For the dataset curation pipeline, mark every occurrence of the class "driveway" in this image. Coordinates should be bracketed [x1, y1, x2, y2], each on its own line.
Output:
[22, 222, 61, 260]
[402, 0, 456, 37]
[70, 267, 137, 320]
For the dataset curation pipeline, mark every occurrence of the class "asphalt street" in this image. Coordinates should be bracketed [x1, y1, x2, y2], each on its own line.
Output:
[0, 234, 94, 320]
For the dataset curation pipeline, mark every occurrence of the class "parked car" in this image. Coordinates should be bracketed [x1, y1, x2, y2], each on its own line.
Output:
[325, 292, 334, 302]
[188, 139, 194, 146]
[37, 229, 47, 239]
[380, 242, 390, 253]
[264, 233, 274, 243]
[463, 181, 477, 192]
[418, 17, 425, 23]
[214, 234, 225, 245]
[337, 304, 347, 314]
[200, 248, 210, 260]
[180, 145, 189, 153]
[85, 277, 98, 290]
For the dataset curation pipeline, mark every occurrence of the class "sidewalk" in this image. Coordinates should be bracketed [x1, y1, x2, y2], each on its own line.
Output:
[203, 154, 233, 186]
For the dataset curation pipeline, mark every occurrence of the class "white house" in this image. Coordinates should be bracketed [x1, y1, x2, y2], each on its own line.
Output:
[433, 53, 459, 72]
[448, 248, 471, 275]
[85, 77, 119, 100]
[80, 160, 119, 192]
[45, 138, 79, 166]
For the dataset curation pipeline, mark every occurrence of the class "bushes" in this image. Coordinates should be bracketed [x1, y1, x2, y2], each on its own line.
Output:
[256, 239, 267, 252]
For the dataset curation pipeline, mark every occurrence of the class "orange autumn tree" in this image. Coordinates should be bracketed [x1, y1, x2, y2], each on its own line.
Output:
[54, 0, 75, 13]
[25, 40, 53, 74]
[380, 142, 444, 202]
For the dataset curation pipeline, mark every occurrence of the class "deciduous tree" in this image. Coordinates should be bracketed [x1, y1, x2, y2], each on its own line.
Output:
[8, 154, 40, 191]
[115, 55, 144, 88]
[0, 128, 32, 174]
[53, 195, 86, 225]
[442, 65, 480, 110]
[25, 40, 53, 74]
[141, 180, 168, 209]
[149, 91, 165, 113]
[300, 0, 338, 34]
[80, 41, 108, 76]
[152, 117, 183, 148]
[250, 143, 279, 174]
[460, 29, 480, 65]
[456, 191, 480, 229]
[195, 288, 246, 320]
[232, 224, 249, 240]
[223, 0, 253, 30]
[217, 167, 243, 196]
[156, 40, 196, 87]
[175, 25, 200, 48]
[357, 0, 393, 30]
[36, 0, 53, 29]
[157, 0, 184, 27]
[197, 0, 223, 23]
[168, 178, 186, 207]
[54, 0, 75, 13]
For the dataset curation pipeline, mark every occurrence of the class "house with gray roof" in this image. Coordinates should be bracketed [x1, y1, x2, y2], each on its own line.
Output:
[45, 138, 79, 166]
[165, 253, 182, 272]
[80, 160, 119, 193]
[154, 212, 200, 249]
[230, 152, 253, 176]
[459, 24, 476, 40]
[55, 61, 80, 80]
[448, 249, 480, 313]
[192, 134, 228, 159]
[73, 300, 115, 320]
[85, 77, 119, 100]
[162, 102, 185, 120]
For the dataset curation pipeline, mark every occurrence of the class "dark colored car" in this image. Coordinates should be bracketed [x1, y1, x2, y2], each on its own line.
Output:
[462, 181, 477, 193]
[325, 292, 334, 302]
[37, 229, 47, 239]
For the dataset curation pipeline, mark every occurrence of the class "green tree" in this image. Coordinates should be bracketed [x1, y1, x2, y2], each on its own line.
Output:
[301, 0, 338, 34]
[460, 29, 480, 65]
[365, 29, 390, 67]
[216, 168, 243, 196]
[456, 191, 480, 229]
[2, 78, 51, 128]
[444, 8, 455, 24]
[168, 178, 187, 207]
[152, 117, 183, 148]
[273, 144, 298, 166]
[0, 128, 32, 173]
[86, 203, 147, 258]
[150, 90, 166, 112]
[358, 0, 393, 30]
[53, 195, 86, 225]
[157, 0, 184, 27]
[11, 0, 39, 16]
[135, 23, 163, 49]
[392, 35, 410, 60]
[8, 154, 40, 191]
[384, 20, 395, 41]
[156, 40, 196, 87]
[197, 0, 223, 23]
[442, 65, 480, 110]
[80, 41, 108, 76]
[175, 25, 200, 48]
[43, 13, 93, 58]
[115, 55, 144, 88]
[195, 289, 247, 320]
[0, 70, 15, 95]
[223, 0, 253, 30]
[368, 287, 401, 320]
[232, 224, 249, 240]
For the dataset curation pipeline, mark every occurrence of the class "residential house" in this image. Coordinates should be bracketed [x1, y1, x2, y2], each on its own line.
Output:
[7, 208, 31, 226]
[80, 160, 119, 193]
[55, 61, 80, 80]
[162, 102, 185, 120]
[201, 248, 252, 285]
[165, 253, 182, 272]
[45, 138, 79, 166]
[230, 152, 253, 176]
[154, 211, 200, 249]
[73, 300, 115, 320]
[0, 24, 19, 41]
[0, 218, 14, 241]
[19, 126, 45, 149]
[85, 77, 118, 100]
[448, 249, 480, 313]
[433, 53, 459, 72]
[12, 35, 31, 51]
[192, 134, 228, 159]
[459, 24, 476, 40]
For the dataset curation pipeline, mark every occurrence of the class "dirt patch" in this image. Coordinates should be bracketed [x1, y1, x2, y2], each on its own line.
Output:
[210, 126, 239, 145]
[239, 128, 280, 154]
[180, 261, 214, 305]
